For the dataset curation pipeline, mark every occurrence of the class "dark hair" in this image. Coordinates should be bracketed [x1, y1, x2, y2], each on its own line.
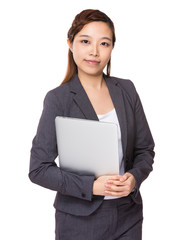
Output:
[61, 9, 116, 84]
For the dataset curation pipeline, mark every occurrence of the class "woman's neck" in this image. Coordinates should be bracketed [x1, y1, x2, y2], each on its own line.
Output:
[78, 72, 105, 90]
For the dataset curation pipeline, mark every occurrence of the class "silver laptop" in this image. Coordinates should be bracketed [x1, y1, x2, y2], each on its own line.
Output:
[55, 117, 119, 177]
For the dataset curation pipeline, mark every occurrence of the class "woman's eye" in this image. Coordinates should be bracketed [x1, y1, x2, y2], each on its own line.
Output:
[101, 42, 110, 47]
[81, 40, 89, 44]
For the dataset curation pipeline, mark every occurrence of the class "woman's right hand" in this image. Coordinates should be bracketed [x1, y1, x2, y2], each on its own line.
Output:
[93, 175, 120, 196]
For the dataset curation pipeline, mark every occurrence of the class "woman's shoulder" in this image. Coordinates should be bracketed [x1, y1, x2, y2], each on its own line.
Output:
[108, 75, 137, 95]
[110, 75, 135, 87]
[42, 82, 72, 110]
[107, 75, 140, 107]
[45, 81, 71, 100]
[48, 81, 71, 96]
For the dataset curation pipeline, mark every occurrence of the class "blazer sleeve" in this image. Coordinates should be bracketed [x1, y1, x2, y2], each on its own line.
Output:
[127, 82, 155, 195]
[29, 91, 95, 201]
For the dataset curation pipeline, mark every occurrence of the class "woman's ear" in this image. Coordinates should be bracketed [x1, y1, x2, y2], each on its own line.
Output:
[67, 39, 73, 52]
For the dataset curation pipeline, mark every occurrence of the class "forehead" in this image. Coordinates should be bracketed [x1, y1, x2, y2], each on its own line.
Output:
[76, 21, 113, 39]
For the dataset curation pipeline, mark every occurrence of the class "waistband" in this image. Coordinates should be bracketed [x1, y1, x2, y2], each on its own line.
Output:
[102, 195, 132, 208]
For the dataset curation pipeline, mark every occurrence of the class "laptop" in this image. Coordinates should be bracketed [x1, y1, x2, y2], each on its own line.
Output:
[55, 117, 119, 177]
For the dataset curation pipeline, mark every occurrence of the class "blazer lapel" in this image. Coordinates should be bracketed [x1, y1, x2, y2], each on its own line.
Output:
[69, 74, 128, 156]
[105, 75, 128, 156]
[69, 74, 98, 121]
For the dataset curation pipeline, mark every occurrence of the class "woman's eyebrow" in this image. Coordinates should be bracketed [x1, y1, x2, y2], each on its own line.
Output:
[78, 34, 90, 38]
[78, 35, 112, 41]
[101, 37, 112, 42]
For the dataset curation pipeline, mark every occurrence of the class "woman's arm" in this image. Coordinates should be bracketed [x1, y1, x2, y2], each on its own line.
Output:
[93, 81, 155, 197]
[128, 86, 155, 194]
[29, 91, 95, 201]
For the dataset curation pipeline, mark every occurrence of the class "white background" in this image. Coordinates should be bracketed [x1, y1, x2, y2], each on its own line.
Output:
[0, 0, 192, 239]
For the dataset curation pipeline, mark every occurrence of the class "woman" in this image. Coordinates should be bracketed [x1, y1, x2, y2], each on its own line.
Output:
[29, 9, 155, 240]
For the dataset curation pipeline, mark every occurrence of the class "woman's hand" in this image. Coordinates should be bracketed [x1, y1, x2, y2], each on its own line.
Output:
[93, 175, 119, 196]
[93, 173, 136, 197]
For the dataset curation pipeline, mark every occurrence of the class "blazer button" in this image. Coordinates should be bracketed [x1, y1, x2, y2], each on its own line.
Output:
[81, 193, 86, 198]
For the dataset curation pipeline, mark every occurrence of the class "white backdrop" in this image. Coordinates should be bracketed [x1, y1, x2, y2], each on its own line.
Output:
[0, 0, 192, 239]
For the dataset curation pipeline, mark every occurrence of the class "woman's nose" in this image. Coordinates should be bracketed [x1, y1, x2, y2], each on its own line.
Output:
[89, 43, 99, 57]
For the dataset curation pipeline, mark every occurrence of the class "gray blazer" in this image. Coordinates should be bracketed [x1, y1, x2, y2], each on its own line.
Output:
[29, 74, 155, 216]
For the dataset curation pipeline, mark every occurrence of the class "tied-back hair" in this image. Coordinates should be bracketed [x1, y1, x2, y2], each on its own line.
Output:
[61, 9, 116, 85]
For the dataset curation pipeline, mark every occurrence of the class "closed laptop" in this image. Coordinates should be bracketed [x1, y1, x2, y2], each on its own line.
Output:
[55, 117, 119, 177]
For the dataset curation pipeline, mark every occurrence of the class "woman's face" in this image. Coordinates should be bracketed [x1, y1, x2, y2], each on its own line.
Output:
[68, 21, 114, 78]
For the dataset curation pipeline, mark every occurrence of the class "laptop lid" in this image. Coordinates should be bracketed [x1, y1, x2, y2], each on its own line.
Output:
[55, 117, 119, 177]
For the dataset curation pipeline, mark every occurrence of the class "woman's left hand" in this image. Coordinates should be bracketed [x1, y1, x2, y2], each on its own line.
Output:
[104, 172, 136, 197]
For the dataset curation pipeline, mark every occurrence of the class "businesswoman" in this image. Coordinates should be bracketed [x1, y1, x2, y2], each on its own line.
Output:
[29, 9, 155, 240]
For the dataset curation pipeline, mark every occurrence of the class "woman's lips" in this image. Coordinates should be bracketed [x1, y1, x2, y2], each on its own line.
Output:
[85, 60, 100, 65]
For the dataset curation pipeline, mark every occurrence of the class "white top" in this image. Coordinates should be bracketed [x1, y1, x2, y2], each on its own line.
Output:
[97, 109, 124, 200]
